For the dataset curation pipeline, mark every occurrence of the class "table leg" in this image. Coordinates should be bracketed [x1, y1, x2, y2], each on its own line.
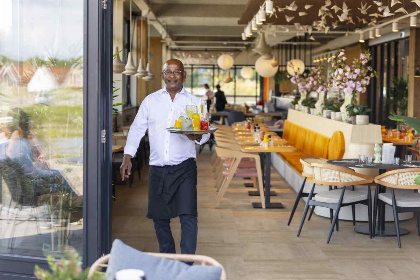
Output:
[252, 153, 284, 209]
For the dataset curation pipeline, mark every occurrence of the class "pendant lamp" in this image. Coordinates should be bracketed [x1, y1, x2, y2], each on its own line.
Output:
[113, 0, 125, 73]
[122, 0, 137, 75]
[252, 32, 271, 56]
[135, 17, 147, 77]
[217, 54, 234, 70]
[255, 55, 277, 78]
[223, 71, 233, 83]
[143, 17, 155, 81]
[241, 67, 254, 79]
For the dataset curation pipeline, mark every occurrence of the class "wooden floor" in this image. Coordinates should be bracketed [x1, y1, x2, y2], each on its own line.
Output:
[112, 148, 420, 280]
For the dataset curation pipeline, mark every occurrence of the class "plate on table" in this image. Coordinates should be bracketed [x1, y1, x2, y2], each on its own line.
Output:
[167, 126, 218, 135]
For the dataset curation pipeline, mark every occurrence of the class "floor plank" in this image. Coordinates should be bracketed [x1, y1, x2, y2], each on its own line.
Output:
[112, 148, 420, 279]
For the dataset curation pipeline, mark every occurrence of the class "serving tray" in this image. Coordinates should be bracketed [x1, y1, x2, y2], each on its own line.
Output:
[167, 126, 218, 134]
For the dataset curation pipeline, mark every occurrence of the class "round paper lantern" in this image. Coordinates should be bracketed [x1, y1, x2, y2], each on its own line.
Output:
[240, 67, 254, 79]
[286, 59, 305, 76]
[217, 54, 234, 70]
[255, 56, 278, 78]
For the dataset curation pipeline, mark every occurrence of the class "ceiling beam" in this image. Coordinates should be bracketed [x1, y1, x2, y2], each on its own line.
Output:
[151, 4, 245, 18]
[167, 25, 244, 36]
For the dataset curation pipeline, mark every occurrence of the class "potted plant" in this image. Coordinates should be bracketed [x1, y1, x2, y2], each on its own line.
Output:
[35, 249, 104, 280]
[387, 78, 408, 115]
[331, 103, 342, 121]
[345, 104, 357, 124]
[323, 102, 334, 118]
[309, 99, 317, 115]
[354, 105, 372, 125]
[301, 98, 310, 113]
[291, 96, 299, 110]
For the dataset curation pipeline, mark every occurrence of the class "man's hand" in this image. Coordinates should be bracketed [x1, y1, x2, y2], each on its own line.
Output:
[120, 154, 132, 181]
[186, 134, 202, 142]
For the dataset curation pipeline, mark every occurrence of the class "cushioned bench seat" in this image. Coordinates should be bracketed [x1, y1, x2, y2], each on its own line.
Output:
[278, 120, 345, 174]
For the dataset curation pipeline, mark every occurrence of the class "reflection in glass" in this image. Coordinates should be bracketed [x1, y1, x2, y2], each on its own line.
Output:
[0, 0, 83, 258]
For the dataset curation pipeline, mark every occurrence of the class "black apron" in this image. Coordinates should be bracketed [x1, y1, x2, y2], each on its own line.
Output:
[147, 158, 197, 220]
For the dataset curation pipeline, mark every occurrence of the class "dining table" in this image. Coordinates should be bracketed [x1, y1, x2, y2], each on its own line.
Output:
[239, 144, 297, 209]
[327, 159, 420, 236]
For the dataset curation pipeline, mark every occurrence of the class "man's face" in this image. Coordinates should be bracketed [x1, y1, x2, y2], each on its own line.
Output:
[162, 62, 186, 92]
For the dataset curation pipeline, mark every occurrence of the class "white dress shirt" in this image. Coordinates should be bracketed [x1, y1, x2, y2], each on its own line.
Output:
[124, 86, 210, 166]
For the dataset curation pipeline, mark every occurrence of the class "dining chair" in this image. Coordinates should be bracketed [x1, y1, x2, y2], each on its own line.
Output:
[287, 157, 327, 226]
[88, 253, 227, 280]
[373, 168, 420, 247]
[214, 146, 265, 209]
[297, 163, 374, 243]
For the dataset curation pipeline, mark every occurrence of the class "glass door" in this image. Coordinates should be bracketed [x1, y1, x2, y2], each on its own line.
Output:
[0, 0, 112, 277]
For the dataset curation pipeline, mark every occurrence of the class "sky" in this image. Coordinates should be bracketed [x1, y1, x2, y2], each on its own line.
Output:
[0, 0, 84, 61]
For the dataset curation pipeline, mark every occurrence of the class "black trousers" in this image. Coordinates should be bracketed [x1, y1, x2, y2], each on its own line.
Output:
[153, 214, 198, 257]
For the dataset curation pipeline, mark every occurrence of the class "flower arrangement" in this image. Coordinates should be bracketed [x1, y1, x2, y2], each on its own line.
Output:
[328, 49, 375, 98]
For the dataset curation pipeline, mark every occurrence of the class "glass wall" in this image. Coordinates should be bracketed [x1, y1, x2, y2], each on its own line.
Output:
[184, 65, 259, 106]
[0, 0, 84, 258]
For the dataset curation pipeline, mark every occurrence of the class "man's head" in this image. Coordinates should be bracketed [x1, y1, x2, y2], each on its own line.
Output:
[216, 84, 221, 90]
[204, 84, 209, 89]
[162, 59, 186, 93]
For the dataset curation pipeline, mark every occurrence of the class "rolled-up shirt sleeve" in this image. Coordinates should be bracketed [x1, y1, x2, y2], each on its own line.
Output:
[124, 97, 149, 157]
[195, 133, 210, 145]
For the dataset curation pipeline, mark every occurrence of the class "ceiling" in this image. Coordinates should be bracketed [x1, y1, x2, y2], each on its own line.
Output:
[147, 0, 248, 51]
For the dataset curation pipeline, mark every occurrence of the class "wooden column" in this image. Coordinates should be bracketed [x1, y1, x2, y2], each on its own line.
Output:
[408, 28, 420, 118]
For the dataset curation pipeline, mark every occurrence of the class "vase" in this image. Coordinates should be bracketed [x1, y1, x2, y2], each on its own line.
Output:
[295, 104, 299, 110]
[349, 116, 356, 124]
[323, 110, 331, 119]
[310, 108, 316, 115]
[335, 112, 342, 121]
[356, 115, 369, 125]
[340, 92, 354, 122]
[315, 91, 325, 116]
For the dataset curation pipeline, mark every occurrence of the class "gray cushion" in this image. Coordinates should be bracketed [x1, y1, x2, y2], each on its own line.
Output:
[379, 192, 420, 207]
[314, 189, 368, 204]
[106, 239, 222, 280]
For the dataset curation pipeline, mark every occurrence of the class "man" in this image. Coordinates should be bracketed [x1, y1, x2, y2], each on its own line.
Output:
[214, 84, 227, 112]
[120, 59, 209, 257]
[202, 84, 214, 113]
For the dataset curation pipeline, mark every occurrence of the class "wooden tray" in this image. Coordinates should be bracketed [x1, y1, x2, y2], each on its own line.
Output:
[167, 126, 218, 135]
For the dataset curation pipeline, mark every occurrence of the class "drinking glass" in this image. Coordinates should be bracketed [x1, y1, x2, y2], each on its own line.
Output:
[395, 157, 400, 165]
[359, 155, 367, 164]
[185, 105, 197, 119]
[367, 157, 373, 165]
[405, 154, 413, 164]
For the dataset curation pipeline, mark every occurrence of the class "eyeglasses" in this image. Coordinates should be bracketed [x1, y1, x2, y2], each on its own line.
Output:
[163, 70, 183, 76]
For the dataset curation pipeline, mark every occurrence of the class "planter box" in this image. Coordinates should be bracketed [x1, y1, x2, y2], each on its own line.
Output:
[356, 115, 369, 125]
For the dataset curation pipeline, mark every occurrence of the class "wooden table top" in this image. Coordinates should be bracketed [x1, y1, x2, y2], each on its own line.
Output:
[112, 145, 124, 153]
[240, 145, 297, 153]
[212, 112, 283, 117]
[382, 137, 418, 146]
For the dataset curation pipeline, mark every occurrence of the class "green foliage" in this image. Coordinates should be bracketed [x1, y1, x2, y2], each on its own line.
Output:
[346, 104, 371, 116]
[34, 249, 104, 280]
[415, 175, 420, 185]
[324, 102, 335, 111]
[274, 71, 289, 83]
[387, 78, 408, 115]
[308, 98, 317, 109]
[331, 103, 342, 112]
[291, 96, 299, 106]
[301, 98, 310, 107]
[389, 115, 420, 135]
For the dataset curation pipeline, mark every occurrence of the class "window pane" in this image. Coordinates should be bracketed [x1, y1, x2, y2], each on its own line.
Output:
[0, 0, 84, 258]
[192, 67, 213, 98]
[184, 67, 192, 93]
[236, 66, 258, 106]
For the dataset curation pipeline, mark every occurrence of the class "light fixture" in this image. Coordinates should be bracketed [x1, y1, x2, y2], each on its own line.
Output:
[217, 54, 234, 70]
[410, 15, 417, 27]
[271, 55, 278, 67]
[113, 0, 125, 73]
[286, 59, 305, 75]
[369, 30, 375, 39]
[415, 67, 420, 78]
[265, 0, 274, 15]
[242, 32, 246, 40]
[375, 28, 381, 38]
[256, 13, 262, 25]
[135, 16, 147, 77]
[259, 7, 266, 22]
[251, 17, 258, 31]
[255, 55, 278, 77]
[241, 67, 254, 79]
[122, 0, 137, 75]
[252, 32, 271, 55]
[143, 17, 154, 81]
[245, 25, 252, 37]
[223, 71, 233, 83]
[359, 33, 365, 43]
[392, 22, 399, 32]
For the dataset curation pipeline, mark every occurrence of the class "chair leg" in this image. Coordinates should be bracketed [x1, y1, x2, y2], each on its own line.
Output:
[308, 206, 316, 221]
[288, 177, 307, 226]
[373, 185, 379, 237]
[215, 159, 239, 208]
[367, 184, 372, 239]
[327, 187, 346, 244]
[297, 183, 316, 237]
[352, 205, 356, 226]
[391, 189, 401, 248]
